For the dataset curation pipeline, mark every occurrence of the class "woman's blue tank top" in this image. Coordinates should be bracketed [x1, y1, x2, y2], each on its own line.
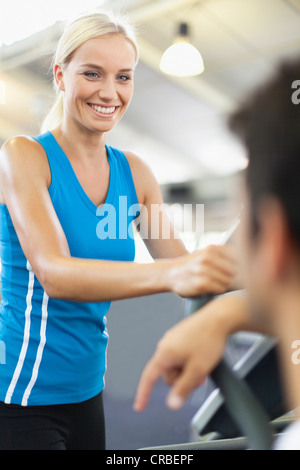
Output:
[0, 131, 139, 406]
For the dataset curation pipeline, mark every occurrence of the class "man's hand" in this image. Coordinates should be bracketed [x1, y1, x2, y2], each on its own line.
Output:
[134, 294, 249, 412]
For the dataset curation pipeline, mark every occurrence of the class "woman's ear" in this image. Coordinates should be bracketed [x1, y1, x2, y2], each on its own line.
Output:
[54, 64, 65, 92]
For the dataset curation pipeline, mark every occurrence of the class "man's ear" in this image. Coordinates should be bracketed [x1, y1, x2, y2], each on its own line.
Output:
[256, 198, 290, 283]
[54, 64, 65, 92]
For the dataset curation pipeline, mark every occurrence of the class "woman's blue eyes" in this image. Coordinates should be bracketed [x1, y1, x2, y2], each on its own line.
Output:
[83, 72, 131, 82]
[84, 72, 99, 79]
[118, 74, 131, 82]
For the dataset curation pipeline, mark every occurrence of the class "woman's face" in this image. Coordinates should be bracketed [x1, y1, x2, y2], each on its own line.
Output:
[55, 34, 136, 134]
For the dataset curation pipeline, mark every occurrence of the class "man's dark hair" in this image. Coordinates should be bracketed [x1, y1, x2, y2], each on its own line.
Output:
[228, 57, 300, 242]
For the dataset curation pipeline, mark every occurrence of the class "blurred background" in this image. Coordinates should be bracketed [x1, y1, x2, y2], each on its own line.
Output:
[1, 0, 300, 449]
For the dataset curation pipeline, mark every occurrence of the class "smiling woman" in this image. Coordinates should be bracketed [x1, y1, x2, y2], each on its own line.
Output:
[53, 34, 136, 134]
[0, 9, 238, 450]
[41, 11, 139, 133]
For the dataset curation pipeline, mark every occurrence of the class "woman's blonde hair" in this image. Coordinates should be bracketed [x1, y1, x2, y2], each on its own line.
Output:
[41, 10, 139, 133]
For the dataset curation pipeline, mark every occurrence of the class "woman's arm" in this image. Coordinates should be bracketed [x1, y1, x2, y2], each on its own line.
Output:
[126, 150, 240, 292]
[0, 138, 237, 302]
[125, 150, 188, 259]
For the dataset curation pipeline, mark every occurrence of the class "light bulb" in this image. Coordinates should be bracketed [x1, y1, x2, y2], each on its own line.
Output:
[160, 23, 204, 77]
[160, 40, 204, 77]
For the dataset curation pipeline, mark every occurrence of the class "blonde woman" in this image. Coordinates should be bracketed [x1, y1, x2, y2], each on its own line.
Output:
[0, 11, 237, 449]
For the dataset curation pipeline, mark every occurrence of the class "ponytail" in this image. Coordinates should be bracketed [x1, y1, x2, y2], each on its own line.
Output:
[41, 92, 64, 133]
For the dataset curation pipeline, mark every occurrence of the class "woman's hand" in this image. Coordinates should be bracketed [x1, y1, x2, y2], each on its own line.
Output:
[169, 244, 239, 298]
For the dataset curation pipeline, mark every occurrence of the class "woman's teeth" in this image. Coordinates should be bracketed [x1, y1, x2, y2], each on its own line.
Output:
[90, 104, 116, 114]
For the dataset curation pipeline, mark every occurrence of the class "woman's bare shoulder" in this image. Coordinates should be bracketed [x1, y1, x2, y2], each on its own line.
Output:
[1, 135, 44, 159]
[0, 135, 51, 199]
[123, 150, 161, 205]
[1, 135, 50, 173]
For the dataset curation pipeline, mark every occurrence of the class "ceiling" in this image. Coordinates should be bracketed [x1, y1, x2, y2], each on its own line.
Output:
[1, 0, 300, 195]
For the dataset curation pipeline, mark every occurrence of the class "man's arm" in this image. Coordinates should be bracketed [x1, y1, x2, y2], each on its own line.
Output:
[134, 292, 269, 411]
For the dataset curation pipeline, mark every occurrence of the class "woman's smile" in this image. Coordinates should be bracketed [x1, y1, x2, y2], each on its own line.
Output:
[87, 102, 121, 118]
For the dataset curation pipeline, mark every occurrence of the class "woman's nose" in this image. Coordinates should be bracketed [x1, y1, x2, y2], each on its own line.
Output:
[98, 78, 118, 101]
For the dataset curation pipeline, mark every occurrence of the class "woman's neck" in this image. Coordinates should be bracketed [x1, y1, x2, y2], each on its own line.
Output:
[52, 121, 108, 163]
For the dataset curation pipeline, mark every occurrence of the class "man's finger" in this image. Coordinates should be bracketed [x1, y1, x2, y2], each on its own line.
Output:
[166, 362, 206, 410]
[133, 357, 163, 412]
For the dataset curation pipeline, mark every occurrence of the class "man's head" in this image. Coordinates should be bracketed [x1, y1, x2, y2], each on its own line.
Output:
[229, 58, 300, 328]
